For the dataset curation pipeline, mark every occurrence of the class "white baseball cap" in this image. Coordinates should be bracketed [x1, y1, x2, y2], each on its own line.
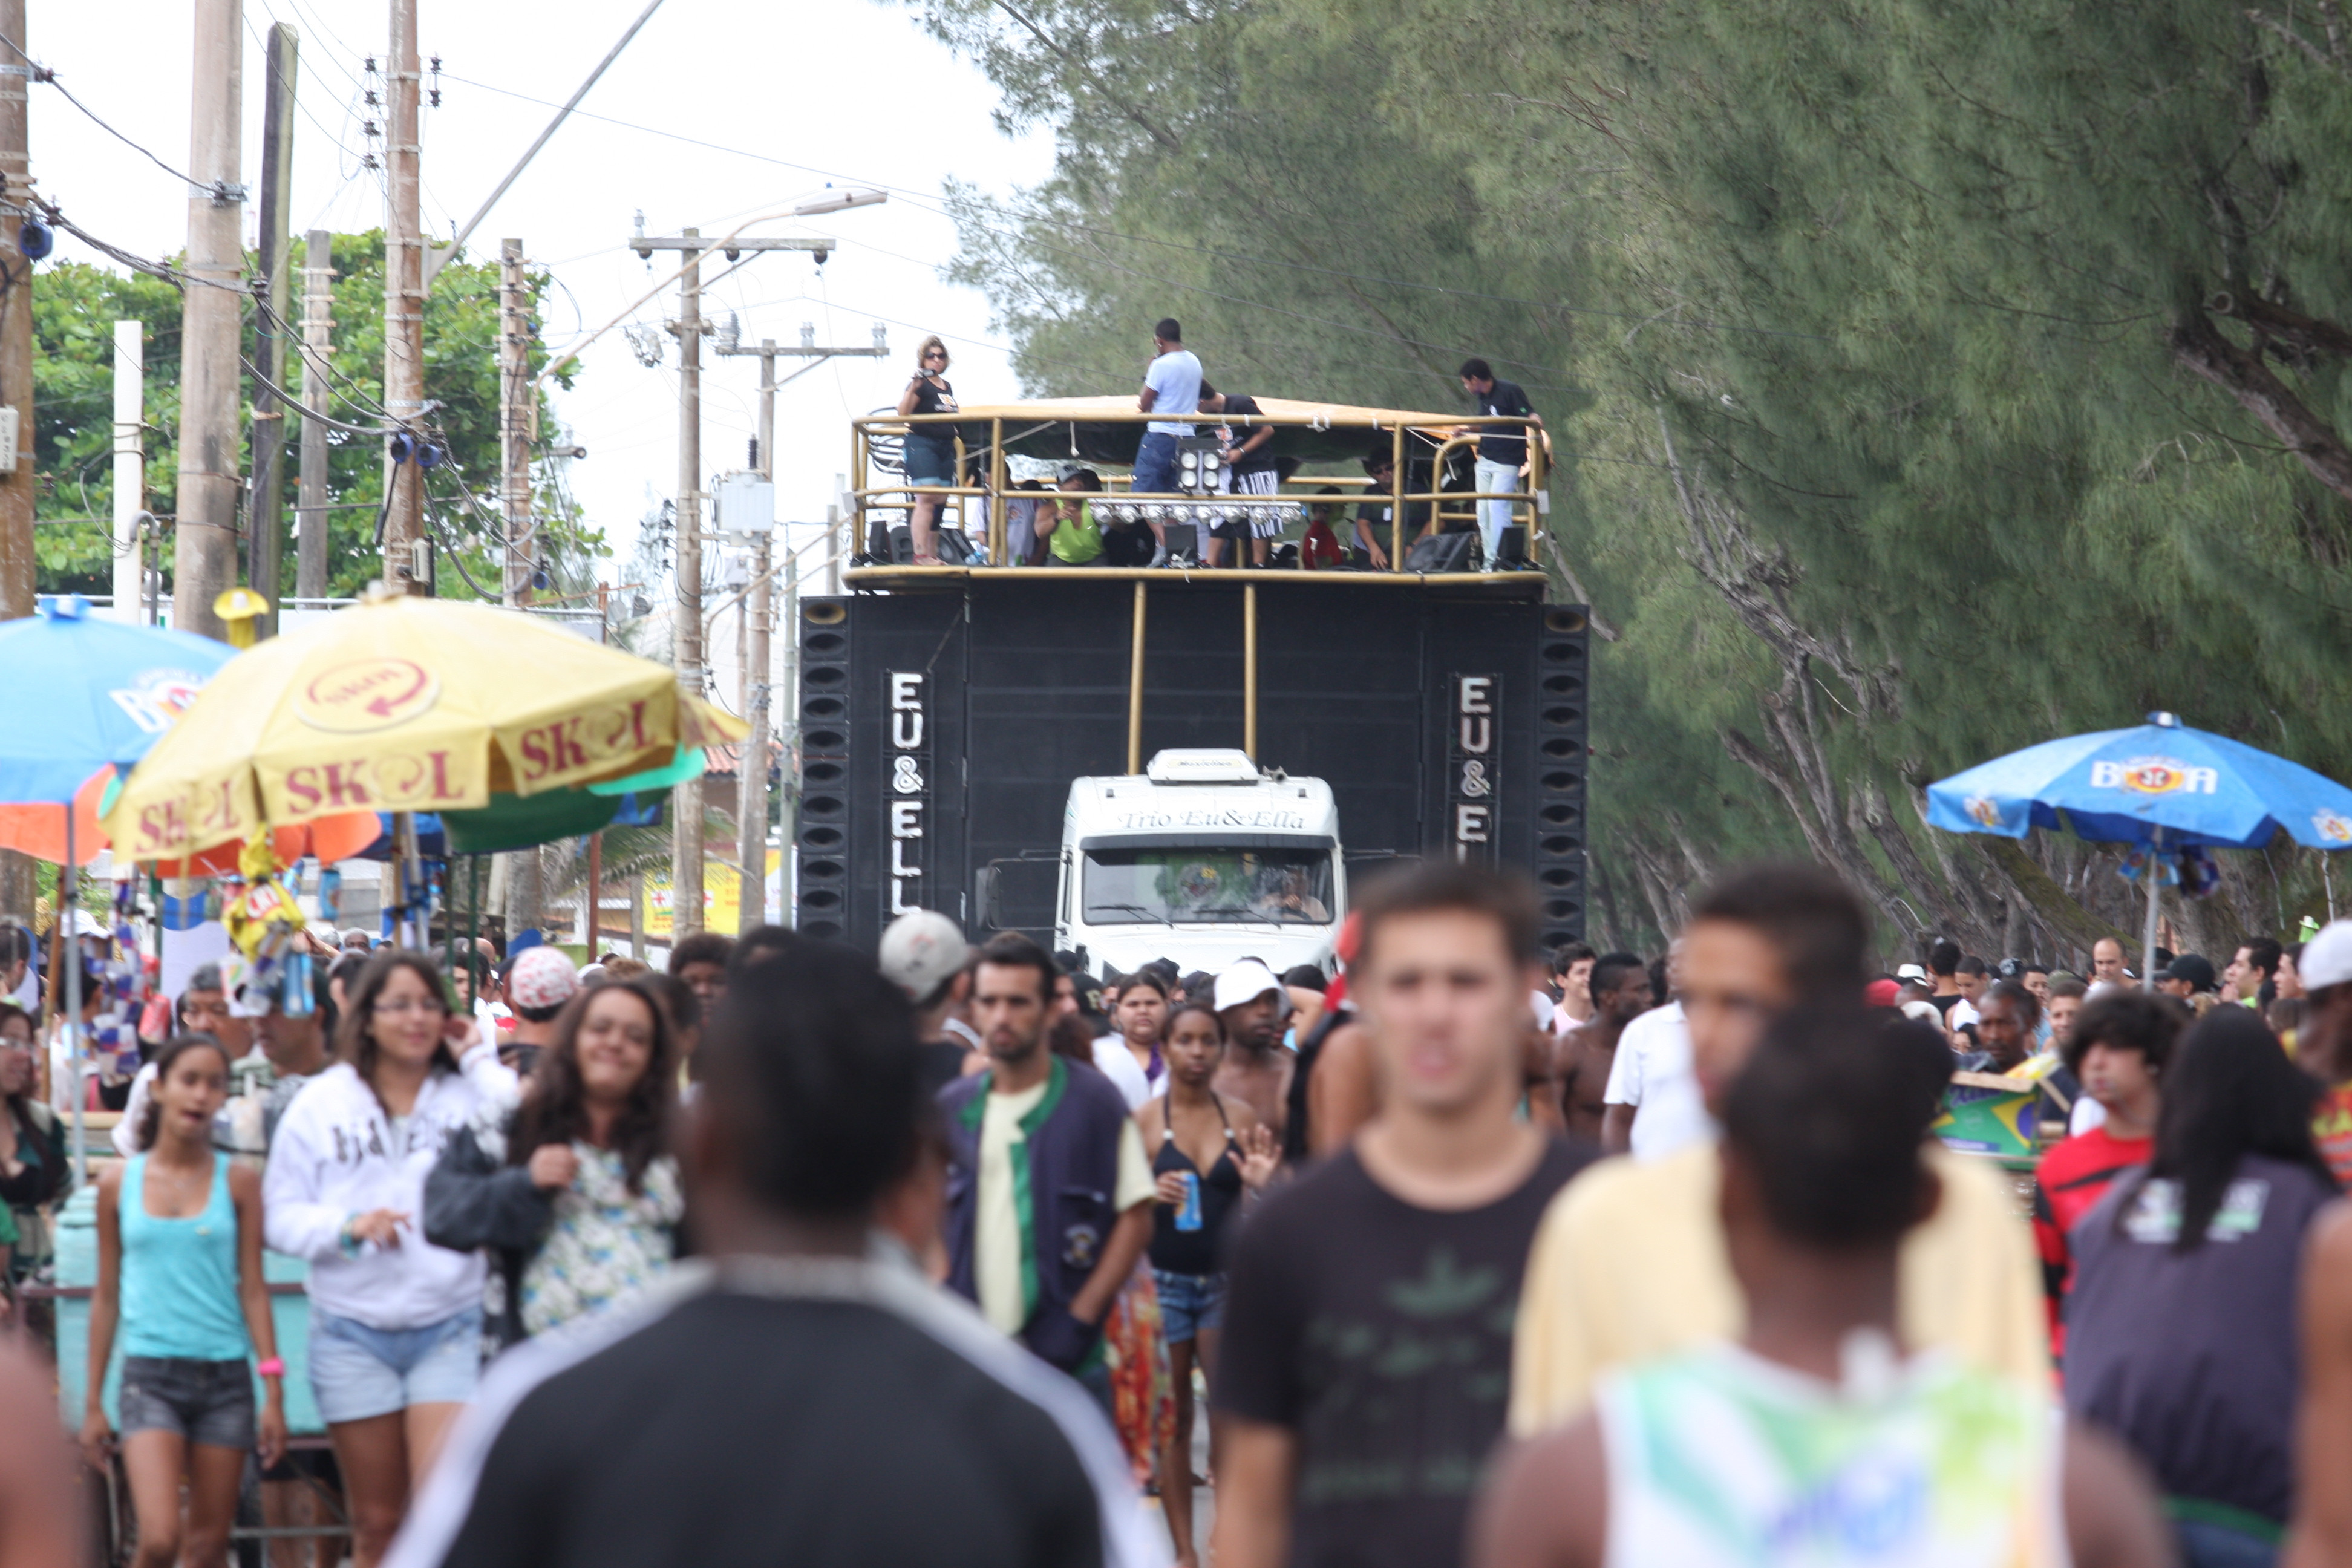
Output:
[879, 909, 970, 1003]
[1212, 959, 1286, 1014]
[2302, 919, 2352, 993]
[1895, 963, 1929, 984]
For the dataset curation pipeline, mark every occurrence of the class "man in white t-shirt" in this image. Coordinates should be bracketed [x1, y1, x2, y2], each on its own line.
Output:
[1133, 317, 1202, 566]
[1598, 999, 1714, 1161]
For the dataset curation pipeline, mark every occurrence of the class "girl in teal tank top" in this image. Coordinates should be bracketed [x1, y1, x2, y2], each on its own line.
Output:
[83, 1034, 286, 1564]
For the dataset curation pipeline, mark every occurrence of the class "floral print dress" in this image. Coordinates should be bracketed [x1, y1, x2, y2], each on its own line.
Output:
[517, 1143, 684, 1338]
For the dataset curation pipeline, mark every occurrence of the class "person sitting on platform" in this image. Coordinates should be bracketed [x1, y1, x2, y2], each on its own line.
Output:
[1035, 470, 1107, 567]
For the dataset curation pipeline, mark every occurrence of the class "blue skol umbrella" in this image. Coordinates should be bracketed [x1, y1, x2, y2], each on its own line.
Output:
[0, 594, 233, 1179]
[1926, 711, 2352, 986]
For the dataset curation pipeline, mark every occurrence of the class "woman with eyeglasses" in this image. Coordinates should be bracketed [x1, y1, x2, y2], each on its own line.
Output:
[263, 951, 516, 1568]
[893, 335, 960, 565]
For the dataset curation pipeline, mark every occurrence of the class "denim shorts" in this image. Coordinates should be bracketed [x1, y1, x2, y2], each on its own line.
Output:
[119, 1355, 255, 1449]
[307, 1305, 481, 1424]
[902, 433, 956, 487]
[1153, 1269, 1227, 1344]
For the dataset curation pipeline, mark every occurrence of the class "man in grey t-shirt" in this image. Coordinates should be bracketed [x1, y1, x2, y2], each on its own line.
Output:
[1134, 317, 1202, 566]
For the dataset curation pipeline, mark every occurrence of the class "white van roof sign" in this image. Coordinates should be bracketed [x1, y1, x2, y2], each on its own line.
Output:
[1143, 749, 1263, 784]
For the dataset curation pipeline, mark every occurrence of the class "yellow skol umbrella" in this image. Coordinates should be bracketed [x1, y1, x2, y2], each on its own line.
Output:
[104, 589, 746, 861]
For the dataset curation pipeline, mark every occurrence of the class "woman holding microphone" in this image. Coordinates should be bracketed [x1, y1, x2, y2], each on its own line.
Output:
[894, 335, 961, 565]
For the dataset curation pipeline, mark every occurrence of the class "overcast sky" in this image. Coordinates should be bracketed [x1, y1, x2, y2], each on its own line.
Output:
[32, 0, 1057, 585]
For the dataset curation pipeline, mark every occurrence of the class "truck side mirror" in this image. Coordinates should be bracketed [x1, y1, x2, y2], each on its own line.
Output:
[977, 866, 1004, 929]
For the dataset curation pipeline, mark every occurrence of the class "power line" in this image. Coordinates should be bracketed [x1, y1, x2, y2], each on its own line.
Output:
[440, 70, 1824, 351]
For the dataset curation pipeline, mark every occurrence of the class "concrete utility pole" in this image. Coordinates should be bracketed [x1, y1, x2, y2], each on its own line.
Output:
[0, 0, 31, 925]
[295, 230, 335, 601]
[171, 0, 246, 641]
[627, 230, 831, 938]
[498, 238, 534, 607]
[713, 322, 887, 931]
[111, 323, 143, 621]
[381, 0, 426, 592]
[249, 22, 298, 636]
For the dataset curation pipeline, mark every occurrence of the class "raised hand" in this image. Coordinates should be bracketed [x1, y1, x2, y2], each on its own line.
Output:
[1237, 1124, 1281, 1190]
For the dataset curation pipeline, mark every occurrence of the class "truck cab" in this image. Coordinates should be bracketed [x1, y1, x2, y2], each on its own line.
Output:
[1054, 748, 1344, 979]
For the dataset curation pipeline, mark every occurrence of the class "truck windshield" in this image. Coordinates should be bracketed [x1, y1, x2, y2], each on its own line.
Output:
[1083, 846, 1335, 926]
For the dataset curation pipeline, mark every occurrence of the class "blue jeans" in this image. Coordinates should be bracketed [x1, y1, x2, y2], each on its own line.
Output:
[1134, 431, 1181, 495]
[307, 1305, 482, 1423]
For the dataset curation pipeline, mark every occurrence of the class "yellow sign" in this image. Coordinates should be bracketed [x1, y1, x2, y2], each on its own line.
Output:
[643, 851, 783, 941]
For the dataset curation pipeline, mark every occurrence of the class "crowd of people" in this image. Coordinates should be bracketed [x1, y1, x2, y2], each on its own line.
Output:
[891, 318, 1551, 572]
[10, 866, 2352, 1566]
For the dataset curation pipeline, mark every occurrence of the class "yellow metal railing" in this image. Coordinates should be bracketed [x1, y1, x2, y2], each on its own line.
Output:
[849, 408, 1550, 572]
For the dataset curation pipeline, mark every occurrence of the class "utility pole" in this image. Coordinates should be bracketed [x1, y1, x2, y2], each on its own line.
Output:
[712, 322, 886, 931]
[498, 239, 534, 607]
[381, 0, 425, 593]
[249, 22, 298, 636]
[295, 230, 335, 602]
[171, 0, 246, 640]
[0, 0, 31, 926]
[627, 229, 831, 938]
[111, 322, 143, 621]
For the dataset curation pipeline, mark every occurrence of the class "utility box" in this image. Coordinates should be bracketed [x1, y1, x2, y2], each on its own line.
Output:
[0, 406, 19, 473]
[713, 472, 774, 537]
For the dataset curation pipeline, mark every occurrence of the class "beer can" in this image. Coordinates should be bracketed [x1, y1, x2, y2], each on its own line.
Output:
[1174, 1171, 1203, 1232]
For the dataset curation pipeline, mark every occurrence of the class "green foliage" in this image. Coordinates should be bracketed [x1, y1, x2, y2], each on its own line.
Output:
[31, 235, 599, 602]
[910, 0, 2352, 958]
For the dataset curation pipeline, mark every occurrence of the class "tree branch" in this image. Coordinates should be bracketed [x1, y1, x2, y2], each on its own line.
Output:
[2206, 289, 2352, 359]
[2170, 309, 2352, 503]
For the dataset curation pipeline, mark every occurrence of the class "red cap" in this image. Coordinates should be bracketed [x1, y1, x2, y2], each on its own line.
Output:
[1866, 978, 1900, 1007]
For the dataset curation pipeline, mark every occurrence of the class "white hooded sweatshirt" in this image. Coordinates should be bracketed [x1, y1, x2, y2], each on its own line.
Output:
[264, 1048, 518, 1330]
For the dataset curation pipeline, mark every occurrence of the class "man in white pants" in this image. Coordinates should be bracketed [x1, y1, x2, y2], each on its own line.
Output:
[1459, 358, 1545, 566]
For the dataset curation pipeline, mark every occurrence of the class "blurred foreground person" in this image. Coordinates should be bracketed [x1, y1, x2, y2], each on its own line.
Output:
[0, 1334, 79, 1565]
[387, 941, 1154, 1568]
[1473, 1008, 2169, 1568]
[1511, 866, 2045, 1432]
[2068, 1007, 2337, 1568]
[1210, 865, 1589, 1568]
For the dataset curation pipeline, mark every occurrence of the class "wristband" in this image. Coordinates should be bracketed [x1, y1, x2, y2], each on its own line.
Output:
[255, 1357, 284, 1377]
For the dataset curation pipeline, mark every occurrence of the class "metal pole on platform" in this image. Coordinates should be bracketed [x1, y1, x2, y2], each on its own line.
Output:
[1127, 581, 1148, 776]
[1243, 583, 1258, 761]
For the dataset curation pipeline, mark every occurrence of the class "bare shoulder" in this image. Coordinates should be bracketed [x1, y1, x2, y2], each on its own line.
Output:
[2060, 1420, 2171, 1568]
[227, 1160, 263, 1201]
[93, 1162, 121, 1201]
[1135, 1097, 1166, 1140]
[1469, 1414, 1607, 1568]
[2308, 1196, 2352, 1272]
[1223, 1092, 1265, 1133]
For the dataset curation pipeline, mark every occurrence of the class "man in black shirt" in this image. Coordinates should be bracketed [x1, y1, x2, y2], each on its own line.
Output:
[1458, 358, 1546, 566]
[1211, 864, 1591, 1568]
[387, 942, 1154, 1568]
[880, 907, 979, 1098]
[1355, 453, 1434, 567]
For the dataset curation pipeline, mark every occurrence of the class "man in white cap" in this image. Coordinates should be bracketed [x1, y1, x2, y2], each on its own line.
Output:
[879, 908, 982, 1098]
[1214, 958, 1295, 1143]
[502, 946, 580, 1077]
[2298, 920, 2352, 1184]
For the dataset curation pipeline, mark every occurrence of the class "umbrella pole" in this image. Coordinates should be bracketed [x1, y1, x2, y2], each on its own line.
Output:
[2141, 826, 2164, 994]
[64, 811, 85, 1186]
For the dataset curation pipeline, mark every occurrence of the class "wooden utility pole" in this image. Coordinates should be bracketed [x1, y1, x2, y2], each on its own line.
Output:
[295, 230, 335, 601]
[111, 322, 142, 621]
[672, 232, 705, 936]
[171, 0, 245, 641]
[249, 22, 298, 636]
[498, 238, 534, 607]
[627, 232, 834, 938]
[735, 353, 777, 932]
[0, 0, 31, 924]
[381, 0, 425, 592]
